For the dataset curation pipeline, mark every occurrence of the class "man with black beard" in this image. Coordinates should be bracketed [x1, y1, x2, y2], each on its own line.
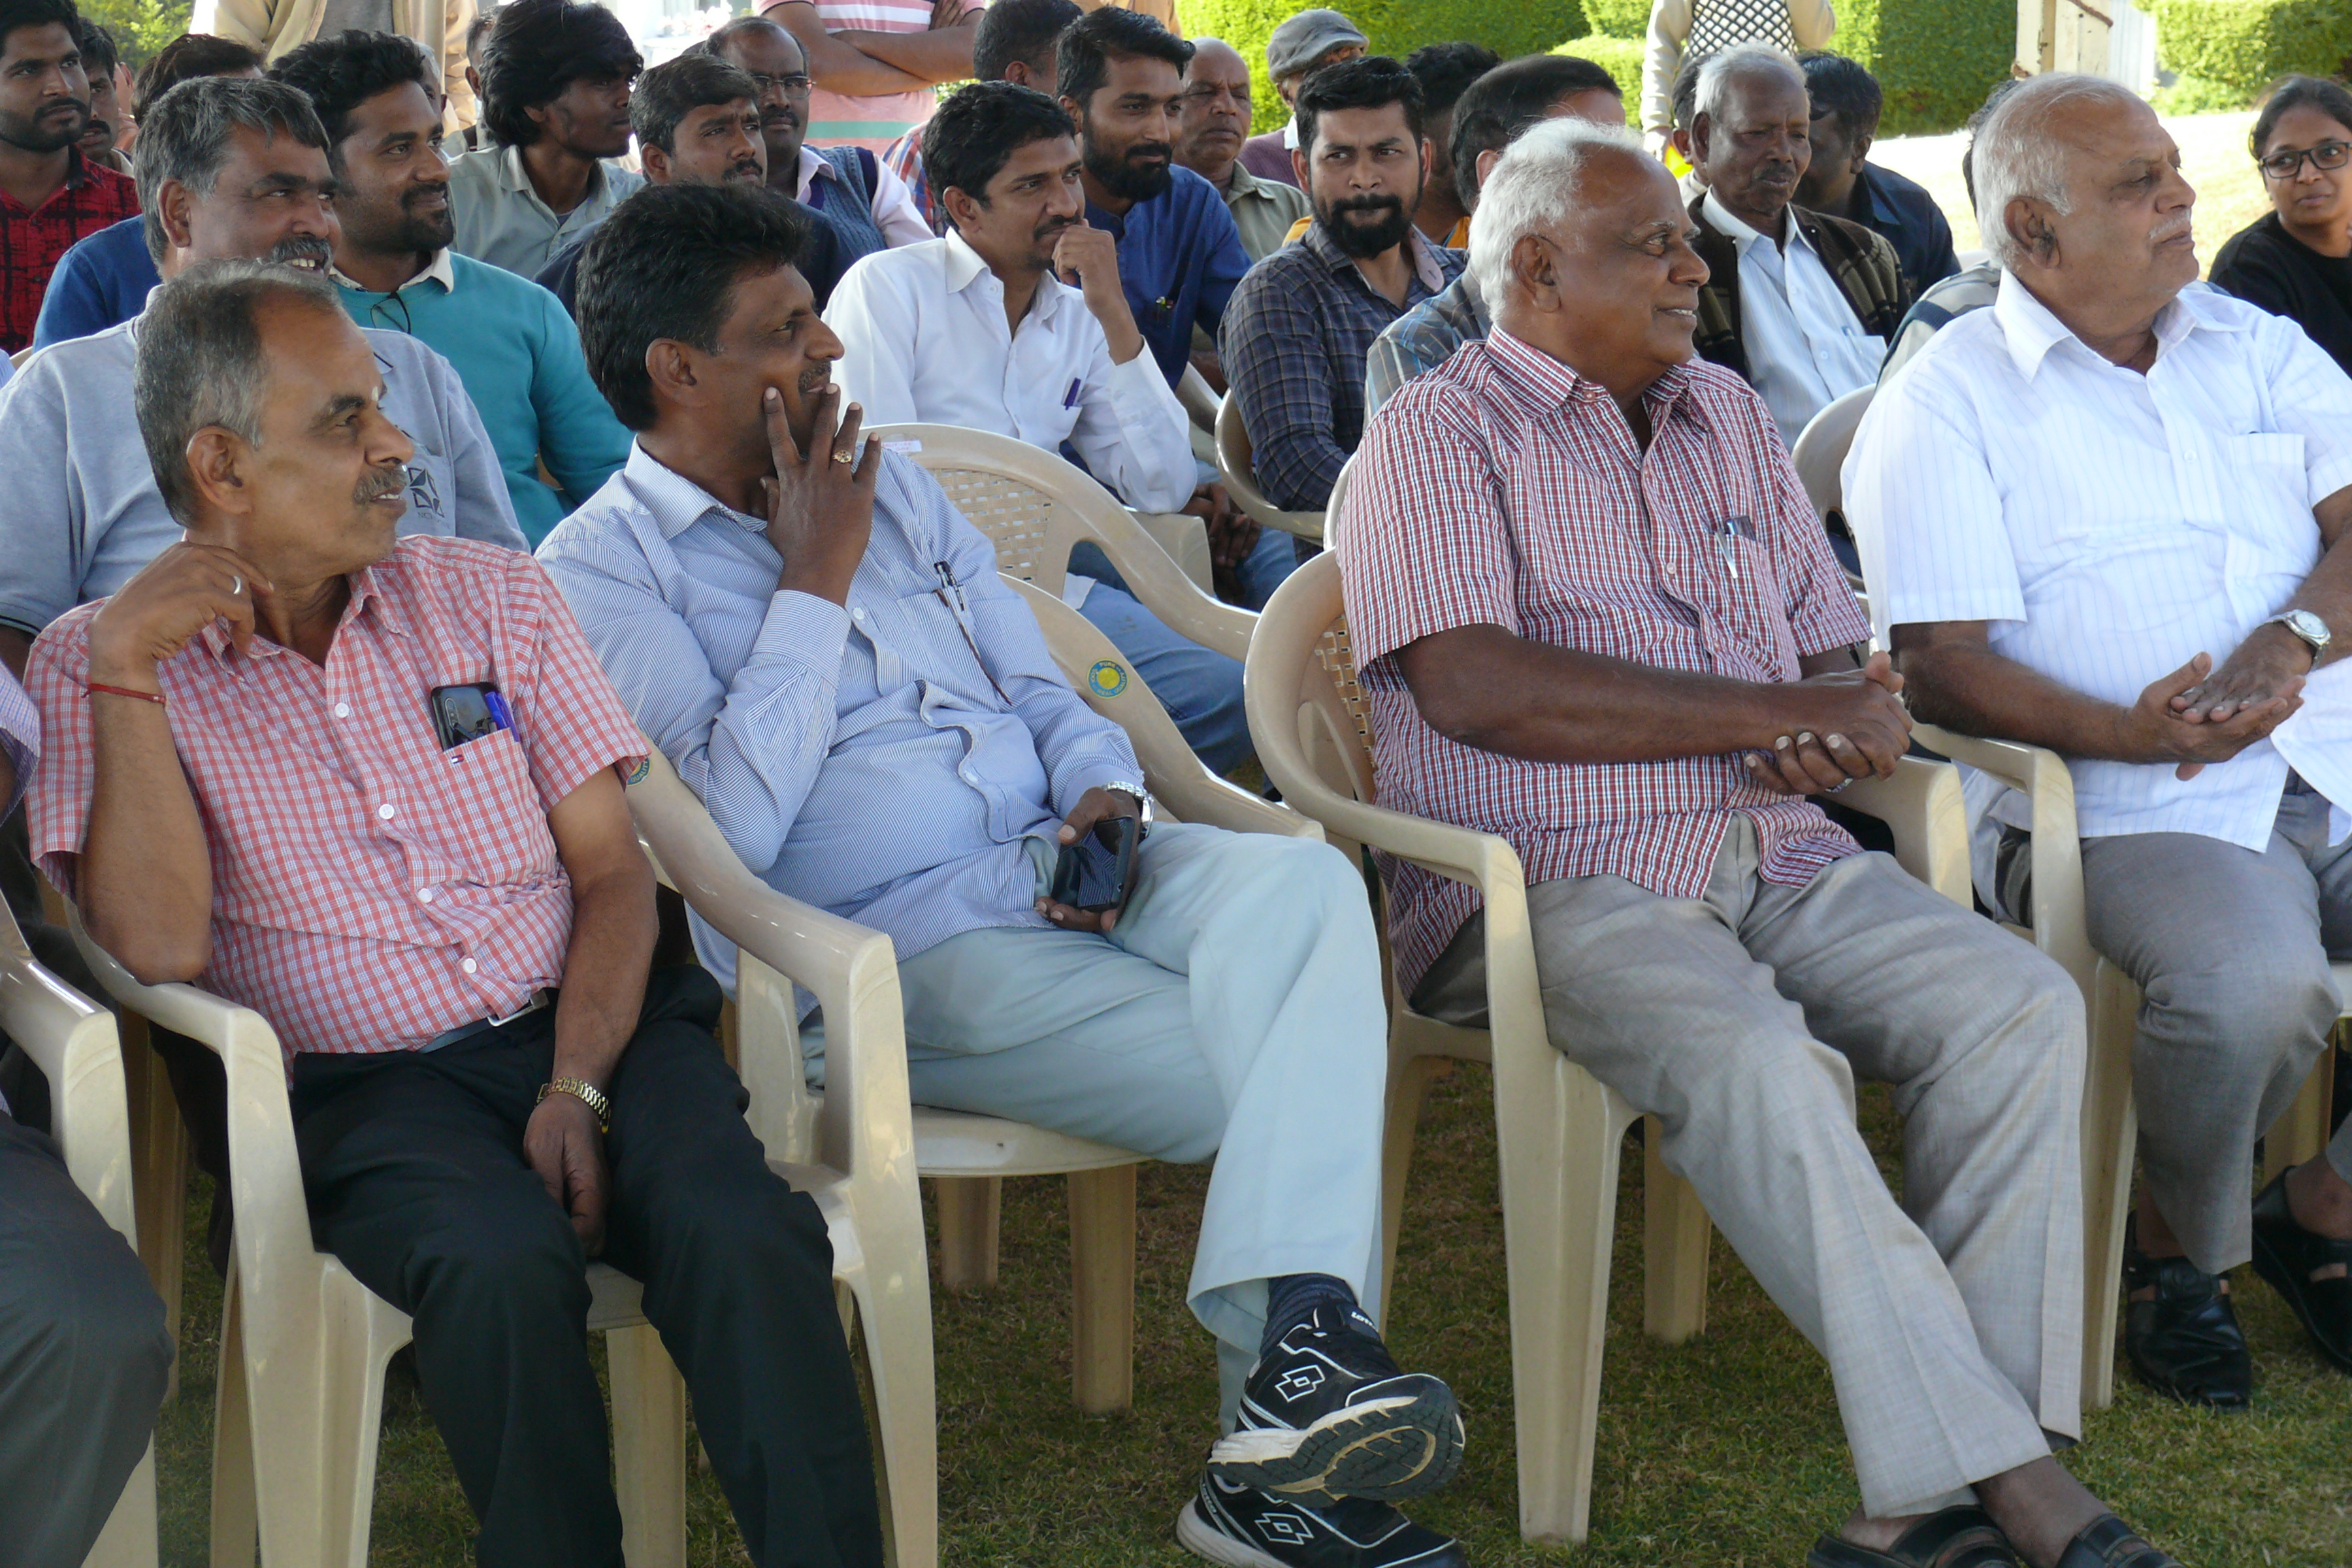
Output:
[0, 0, 135, 353]
[271, 28, 632, 546]
[1220, 56, 1460, 513]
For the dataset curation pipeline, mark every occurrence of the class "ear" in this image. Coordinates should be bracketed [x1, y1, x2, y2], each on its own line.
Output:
[1475, 146, 1503, 191]
[1689, 110, 1714, 165]
[642, 142, 673, 184]
[184, 427, 252, 519]
[1003, 59, 1030, 88]
[644, 337, 702, 408]
[157, 177, 197, 251]
[465, 63, 482, 97]
[1850, 130, 1873, 171]
[939, 183, 981, 235]
[1058, 92, 1082, 125]
[1290, 142, 1310, 186]
[2006, 197, 2057, 268]
[1511, 231, 1561, 308]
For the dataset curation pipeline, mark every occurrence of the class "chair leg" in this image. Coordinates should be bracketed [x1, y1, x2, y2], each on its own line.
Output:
[121, 1015, 188, 1404]
[1376, 1053, 1452, 1332]
[2262, 1045, 2338, 1188]
[1641, 1118, 1710, 1344]
[847, 1266, 940, 1568]
[208, 1267, 257, 1568]
[931, 1177, 1001, 1291]
[85, 1443, 157, 1568]
[2080, 964, 2140, 1414]
[1067, 1164, 1137, 1413]
[607, 1323, 687, 1568]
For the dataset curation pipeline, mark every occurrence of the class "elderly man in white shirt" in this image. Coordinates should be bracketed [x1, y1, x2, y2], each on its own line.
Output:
[826, 80, 1255, 774]
[1848, 73, 2352, 1407]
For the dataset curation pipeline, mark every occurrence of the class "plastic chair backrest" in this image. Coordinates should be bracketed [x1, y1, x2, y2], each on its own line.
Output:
[0, 899, 136, 1241]
[1216, 393, 1326, 544]
[1790, 383, 1875, 526]
[1175, 364, 1222, 435]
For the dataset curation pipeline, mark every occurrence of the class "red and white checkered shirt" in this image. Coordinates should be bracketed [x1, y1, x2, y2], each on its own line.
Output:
[1337, 327, 1871, 994]
[27, 538, 646, 1061]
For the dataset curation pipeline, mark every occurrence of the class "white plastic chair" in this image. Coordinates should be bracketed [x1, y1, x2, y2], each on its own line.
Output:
[1789, 384, 1875, 531]
[1217, 395, 1326, 546]
[68, 753, 942, 1567]
[1910, 723, 2344, 1412]
[0, 902, 157, 1568]
[1246, 553, 1972, 1544]
[872, 422, 1251, 661]
[1179, 365, 1222, 468]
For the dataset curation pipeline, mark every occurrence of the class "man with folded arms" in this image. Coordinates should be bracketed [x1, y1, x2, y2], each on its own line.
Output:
[1341, 117, 2180, 1568]
[1848, 73, 2352, 1406]
[540, 180, 1469, 1568]
[24, 260, 883, 1568]
[826, 81, 1252, 773]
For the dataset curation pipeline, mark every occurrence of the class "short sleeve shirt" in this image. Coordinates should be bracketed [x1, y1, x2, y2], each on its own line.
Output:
[27, 539, 647, 1060]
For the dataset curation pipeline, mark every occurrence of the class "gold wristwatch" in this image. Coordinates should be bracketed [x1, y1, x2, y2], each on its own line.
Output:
[538, 1077, 611, 1134]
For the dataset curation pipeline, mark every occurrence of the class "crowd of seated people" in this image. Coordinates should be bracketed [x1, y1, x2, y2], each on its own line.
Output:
[2, 1, 2348, 1565]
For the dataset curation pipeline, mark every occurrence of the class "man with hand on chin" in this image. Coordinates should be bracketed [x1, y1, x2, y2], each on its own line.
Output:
[25, 259, 885, 1568]
[541, 181, 1472, 1568]
[825, 81, 1254, 773]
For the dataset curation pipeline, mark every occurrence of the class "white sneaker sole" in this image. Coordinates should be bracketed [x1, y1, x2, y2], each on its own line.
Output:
[1176, 1498, 1290, 1568]
[1207, 1377, 1464, 1504]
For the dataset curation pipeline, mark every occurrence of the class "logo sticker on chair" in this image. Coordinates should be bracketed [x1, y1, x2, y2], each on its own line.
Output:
[1087, 660, 1129, 698]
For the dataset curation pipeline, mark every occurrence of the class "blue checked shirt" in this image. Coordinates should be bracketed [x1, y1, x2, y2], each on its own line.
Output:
[536, 444, 1143, 994]
[1222, 222, 1462, 510]
[1365, 270, 1489, 416]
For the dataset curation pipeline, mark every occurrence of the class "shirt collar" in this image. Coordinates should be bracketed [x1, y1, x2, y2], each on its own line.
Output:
[500, 143, 606, 206]
[623, 441, 764, 540]
[939, 229, 1067, 321]
[797, 144, 839, 203]
[193, 562, 406, 666]
[329, 248, 457, 297]
[1222, 161, 1269, 201]
[1858, 165, 1902, 229]
[1300, 220, 1452, 295]
[1701, 188, 1805, 258]
[1480, 324, 1697, 422]
[1989, 267, 2237, 382]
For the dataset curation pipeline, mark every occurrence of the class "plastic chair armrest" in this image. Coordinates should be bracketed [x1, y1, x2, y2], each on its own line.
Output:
[1177, 365, 1222, 435]
[1910, 722, 2094, 987]
[0, 923, 137, 1239]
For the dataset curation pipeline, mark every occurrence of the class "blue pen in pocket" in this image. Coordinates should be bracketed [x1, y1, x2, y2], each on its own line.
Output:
[483, 689, 515, 732]
[1063, 377, 1082, 409]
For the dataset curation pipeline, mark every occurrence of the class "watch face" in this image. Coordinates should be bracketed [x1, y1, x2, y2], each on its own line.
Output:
[2290, 610, 2332, 647]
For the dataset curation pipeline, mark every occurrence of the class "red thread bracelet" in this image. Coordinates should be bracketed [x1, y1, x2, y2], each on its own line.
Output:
[86, 681, 165, 706]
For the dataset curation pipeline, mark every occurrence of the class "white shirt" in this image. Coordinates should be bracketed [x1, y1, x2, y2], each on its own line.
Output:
[1846, 271, 2352, 865]
[794, 145, 934, 250]
[824, 230, 1196, 517]
[1703, 189, 1884, 447]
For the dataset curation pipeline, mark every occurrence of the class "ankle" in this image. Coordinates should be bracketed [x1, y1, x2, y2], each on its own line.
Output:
[1836, 1507, 1918, 1554]
[1974, 1459, 2103, 1568]
[1261, 1273, 1363, 1357]
[2283, 1158, 2352, 1239]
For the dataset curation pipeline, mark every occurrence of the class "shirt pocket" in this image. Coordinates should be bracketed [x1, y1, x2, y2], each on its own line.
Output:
[421, 729, 559, 887]
[2219, 432, 2317, 564]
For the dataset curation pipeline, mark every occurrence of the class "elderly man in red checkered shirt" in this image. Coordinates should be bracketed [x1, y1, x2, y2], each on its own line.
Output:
[23, 261, 884, 1568]
[1336, 118, 2185, 1568]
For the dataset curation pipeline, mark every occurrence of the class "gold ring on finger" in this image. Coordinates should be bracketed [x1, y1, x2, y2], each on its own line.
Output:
[831, 448, 856, 465]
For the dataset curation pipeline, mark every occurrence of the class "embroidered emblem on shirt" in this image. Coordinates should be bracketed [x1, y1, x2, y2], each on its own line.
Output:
[1087, 660, 1129, 698]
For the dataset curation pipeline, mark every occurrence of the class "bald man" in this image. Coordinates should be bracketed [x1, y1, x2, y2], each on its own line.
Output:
[1176, 37, 1310, 262]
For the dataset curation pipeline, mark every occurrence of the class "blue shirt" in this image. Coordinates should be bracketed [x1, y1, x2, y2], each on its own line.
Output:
[1853, 163, 1959, 306]
[31, 215, 156, 350]
[336, 250, 630, 546]
[1086, 164, 1252, 386]
[536, 444, 1142, 992]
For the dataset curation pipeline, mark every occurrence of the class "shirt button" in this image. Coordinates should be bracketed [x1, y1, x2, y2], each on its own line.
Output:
[333, 702, 351, 718]
[378, 803, 396, 820]
[417, 887, 435, 904]
[461, 957, 478, 974]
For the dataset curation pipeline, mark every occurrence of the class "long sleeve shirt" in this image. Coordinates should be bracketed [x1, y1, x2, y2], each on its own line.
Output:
[825, 232, 1197, 514]
[1641, 0, 1837, 135]
[536, 444, 1143, 993]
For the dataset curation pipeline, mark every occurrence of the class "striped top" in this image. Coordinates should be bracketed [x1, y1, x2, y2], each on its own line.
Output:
[1338, 327, 1867, 992]
[800, 0, 985, 153]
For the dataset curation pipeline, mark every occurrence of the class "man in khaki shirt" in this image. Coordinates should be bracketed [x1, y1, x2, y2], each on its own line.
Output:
[193, 0, 475, 133]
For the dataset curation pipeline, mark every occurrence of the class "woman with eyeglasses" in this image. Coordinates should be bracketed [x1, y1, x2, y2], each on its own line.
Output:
[2212, 74, 2352, 375]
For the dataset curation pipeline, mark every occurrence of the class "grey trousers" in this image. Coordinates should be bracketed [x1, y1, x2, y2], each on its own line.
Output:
[2074, 787, 2352, 1273]
[1414, 821, 2085, 1518]
[0, 1110, 171, 1568]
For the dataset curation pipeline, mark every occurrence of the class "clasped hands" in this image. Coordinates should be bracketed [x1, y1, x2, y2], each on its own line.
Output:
[1744, 651, 1911, 796]
[2142, 628, 2310, 779]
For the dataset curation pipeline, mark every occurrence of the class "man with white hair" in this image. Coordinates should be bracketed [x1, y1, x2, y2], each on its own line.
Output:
[1686, 42, 1905, 452]
[1849, 72, 2352, 1405]
[1341, 114, 2183, 1568]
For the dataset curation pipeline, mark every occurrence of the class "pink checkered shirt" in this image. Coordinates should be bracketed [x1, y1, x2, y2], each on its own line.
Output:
[27, 538, 647, 1060]
[1337, 327, 1871, 994]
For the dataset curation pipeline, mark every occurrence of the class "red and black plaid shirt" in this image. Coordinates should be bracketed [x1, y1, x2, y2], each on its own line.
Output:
[1336, 328, 1870, 994]
[0, 150, 138, 353]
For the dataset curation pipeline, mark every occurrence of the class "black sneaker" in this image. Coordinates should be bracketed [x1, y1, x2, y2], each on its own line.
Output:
[1177, 1474, 1465, 1567]
[1208, 1305, 1464, 1505]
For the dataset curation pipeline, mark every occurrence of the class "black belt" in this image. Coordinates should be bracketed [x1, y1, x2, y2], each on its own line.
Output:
[421, 989, 554, 1053]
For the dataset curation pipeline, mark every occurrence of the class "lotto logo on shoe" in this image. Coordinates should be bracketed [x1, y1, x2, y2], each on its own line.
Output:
[1262, 1512, 1316, 1545]
[1275, 1364, 1327, 1401]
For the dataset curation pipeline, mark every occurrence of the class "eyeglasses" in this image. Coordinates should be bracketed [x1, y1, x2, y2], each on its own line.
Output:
[748, 72, 813, 96]
[2258, 139, 2349, 180]
[366, 289, 413, 336]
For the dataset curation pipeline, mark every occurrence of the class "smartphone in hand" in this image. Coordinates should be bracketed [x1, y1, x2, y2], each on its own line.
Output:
[1051, 813, 1143, 914]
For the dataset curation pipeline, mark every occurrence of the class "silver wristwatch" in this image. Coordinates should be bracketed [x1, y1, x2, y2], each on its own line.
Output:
[1103, 781, 1152, 830]
[2266, 608, 2332, 661]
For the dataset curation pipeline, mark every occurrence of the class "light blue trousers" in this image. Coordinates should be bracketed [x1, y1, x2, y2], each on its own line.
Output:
[893, 823, 1389, 1416]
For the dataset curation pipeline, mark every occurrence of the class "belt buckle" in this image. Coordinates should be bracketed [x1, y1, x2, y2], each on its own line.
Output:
[485, 990, 546, 1029]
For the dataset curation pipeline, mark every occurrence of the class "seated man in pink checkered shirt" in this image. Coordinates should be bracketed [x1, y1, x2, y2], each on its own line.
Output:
[1335, 118, 2181, 1568]
[22, 261, 883, 1568]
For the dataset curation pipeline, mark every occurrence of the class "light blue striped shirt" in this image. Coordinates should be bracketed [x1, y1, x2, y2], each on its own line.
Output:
[1848, 272, 2352, 853]
[536, 443, 1142, 992]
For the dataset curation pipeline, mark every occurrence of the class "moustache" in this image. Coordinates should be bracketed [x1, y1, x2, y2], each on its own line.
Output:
[760, 107, 800, 129]
[267, 235, 335, 270]
[400, 179, 449, 208]
[2151, 212, 2195, 245]
[355, 464, 410, 505]
[1124, 141, 1171, 163]
[41, 95, 86, 117]
[796, 365, 831, 396]
[1329, 194, 1405, 217]
[1034, 216, 1079, 244]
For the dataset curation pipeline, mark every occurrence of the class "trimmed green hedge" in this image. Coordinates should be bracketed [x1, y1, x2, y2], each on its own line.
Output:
[77, 0, 190, 65]
[1835, 0, 2015, 135]
[1552, 34, 1646, 117]
[1181, 0, 1588, 123]
[1580, 0, 1651, 38]
[2145, 0, 2352, 105]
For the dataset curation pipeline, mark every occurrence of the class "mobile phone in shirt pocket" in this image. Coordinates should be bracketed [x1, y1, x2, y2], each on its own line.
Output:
[431, 727, 556, 882]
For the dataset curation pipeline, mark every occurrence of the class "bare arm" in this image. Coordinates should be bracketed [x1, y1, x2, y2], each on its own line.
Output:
[0, 629, 28, 681]
[761, 1, 930, 96]
[2168, 483, 2352, 720]
[524, 766, 657, 1254]
[843, 12, 978, 82]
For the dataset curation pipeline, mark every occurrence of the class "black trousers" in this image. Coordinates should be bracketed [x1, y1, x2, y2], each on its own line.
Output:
[289, 967, 883, 1568]
[0, 1111, 172, 1568]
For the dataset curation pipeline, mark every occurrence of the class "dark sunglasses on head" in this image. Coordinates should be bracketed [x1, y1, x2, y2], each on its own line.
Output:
[2259, 139, 2350, 180]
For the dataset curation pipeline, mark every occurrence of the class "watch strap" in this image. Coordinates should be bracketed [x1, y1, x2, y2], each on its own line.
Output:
[539, 1076, 611, 1134]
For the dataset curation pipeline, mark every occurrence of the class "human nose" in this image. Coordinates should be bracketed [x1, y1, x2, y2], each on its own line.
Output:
[367, 407, 417, 468]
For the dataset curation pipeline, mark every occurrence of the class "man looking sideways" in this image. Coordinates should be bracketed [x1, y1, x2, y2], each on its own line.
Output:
[826, 82, 1254, 774]
[532, 52, 845, 316]
[542, 181, 1471, 1568]
[270, 27, 632, 544]
[882, 0, 1081, 235]
[27, 259, 885, 1568]
[0, 0, 137, 353]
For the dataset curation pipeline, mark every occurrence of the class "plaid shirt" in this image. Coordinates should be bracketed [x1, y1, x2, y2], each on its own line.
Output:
[27, 538, 647, 1061]
[1221, 221, 1462, 511]
[879, 126, 942, 236]
[1365, 270, 1488, 415]
[0, 151, 138, 354]
[1337, 328, 1869, 992]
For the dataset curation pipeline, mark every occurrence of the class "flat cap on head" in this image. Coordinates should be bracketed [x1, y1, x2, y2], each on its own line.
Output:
[1266, 8, 1365, 78]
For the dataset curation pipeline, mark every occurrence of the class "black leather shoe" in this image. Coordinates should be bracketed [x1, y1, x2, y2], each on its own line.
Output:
[2123, 1230, 2251, 1408]
[1806, 1506, 2019, 1567]
[2249, 1166, 2352, 1373]
[2053, 1512, 2180, 1568]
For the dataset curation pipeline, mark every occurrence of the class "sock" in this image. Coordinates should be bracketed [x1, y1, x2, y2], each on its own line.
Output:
[1262, 1273, 1364, 1357]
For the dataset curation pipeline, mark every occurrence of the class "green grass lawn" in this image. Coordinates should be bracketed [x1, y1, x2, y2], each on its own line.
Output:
[154, 1064, 2351, 1565]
